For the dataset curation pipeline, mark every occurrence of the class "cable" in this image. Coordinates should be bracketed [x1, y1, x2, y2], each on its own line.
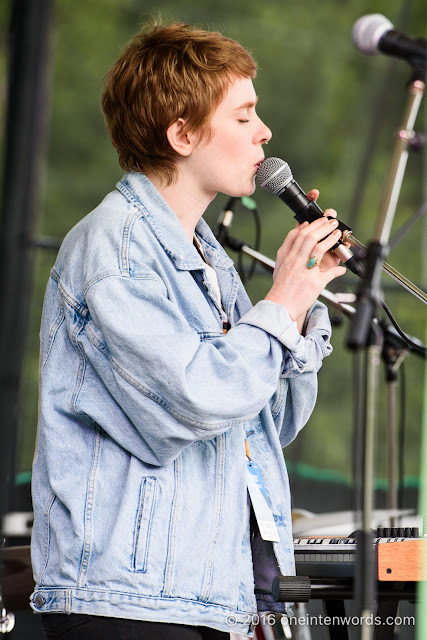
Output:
[223, 196, 262, 284]
[238, 196, 261, 283]
[380, 300, 427, 357]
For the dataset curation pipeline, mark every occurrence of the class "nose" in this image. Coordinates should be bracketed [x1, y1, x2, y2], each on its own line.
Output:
[256, 117, 272, 145]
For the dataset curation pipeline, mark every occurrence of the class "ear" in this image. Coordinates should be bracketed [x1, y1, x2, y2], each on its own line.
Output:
[166, 118, 193, 157]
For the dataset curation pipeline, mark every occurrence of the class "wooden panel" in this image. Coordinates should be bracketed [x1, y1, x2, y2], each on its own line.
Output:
[378, 539, 426, 581]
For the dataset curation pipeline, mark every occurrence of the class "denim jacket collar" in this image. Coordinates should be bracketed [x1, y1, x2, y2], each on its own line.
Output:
[116, 172, 234, 273]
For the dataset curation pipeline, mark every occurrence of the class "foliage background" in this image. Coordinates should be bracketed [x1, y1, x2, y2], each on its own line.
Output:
[1, 0, 426, 510]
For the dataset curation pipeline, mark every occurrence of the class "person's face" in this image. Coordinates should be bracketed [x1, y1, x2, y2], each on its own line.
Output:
[188, 76, 272, 199]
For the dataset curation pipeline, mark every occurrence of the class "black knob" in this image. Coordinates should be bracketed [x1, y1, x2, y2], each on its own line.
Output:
[404, 527, 412, 538]
[377, 527, 384, 538]
[411, 527, 419, 538]
[272, 576, 311, 602]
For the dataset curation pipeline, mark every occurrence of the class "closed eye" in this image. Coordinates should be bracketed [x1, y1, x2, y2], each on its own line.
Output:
[238, 119, 250, 123]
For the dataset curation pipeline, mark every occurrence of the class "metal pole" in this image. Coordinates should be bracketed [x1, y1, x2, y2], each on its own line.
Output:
[347, 77, 425, 640]
[0, 0, 54, 533]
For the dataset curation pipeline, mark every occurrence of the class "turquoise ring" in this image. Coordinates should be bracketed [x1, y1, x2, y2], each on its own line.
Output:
[307, 256, 320, 269]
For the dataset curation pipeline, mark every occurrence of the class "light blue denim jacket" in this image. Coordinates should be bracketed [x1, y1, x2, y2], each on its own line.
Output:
[31, 173, 332, 636]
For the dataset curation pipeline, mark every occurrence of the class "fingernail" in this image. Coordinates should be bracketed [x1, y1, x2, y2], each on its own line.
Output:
[333, 229, 341, 236]
[329, 218, 338, 225]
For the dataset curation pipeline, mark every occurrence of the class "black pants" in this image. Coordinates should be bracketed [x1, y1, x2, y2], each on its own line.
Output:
[41, 613, 230, 639]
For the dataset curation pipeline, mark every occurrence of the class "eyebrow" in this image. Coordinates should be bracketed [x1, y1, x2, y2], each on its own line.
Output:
[234, 96, 259, 111]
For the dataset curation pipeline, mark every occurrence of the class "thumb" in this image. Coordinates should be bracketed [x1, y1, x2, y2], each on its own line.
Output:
[307, 188, 319, 202]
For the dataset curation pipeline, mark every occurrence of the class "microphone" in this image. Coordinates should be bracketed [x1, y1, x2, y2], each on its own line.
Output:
[256, 157, 363, 277]
[352, 14, 426, 64]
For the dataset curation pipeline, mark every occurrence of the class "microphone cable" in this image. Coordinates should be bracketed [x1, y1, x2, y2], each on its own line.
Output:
[215, 196, 262, 285]
[237, 196, 261, 284]
[380, 300, 426, 357]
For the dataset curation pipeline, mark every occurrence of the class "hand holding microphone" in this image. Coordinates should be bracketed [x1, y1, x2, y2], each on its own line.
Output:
[303, 189, 345, 272]
[255, 157, 358, 324]
[265, 215, 347, 323]
[256, 157, 363, 277]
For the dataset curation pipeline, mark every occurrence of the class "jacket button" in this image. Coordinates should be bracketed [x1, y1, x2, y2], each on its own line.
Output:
[34, 595, 46, 608]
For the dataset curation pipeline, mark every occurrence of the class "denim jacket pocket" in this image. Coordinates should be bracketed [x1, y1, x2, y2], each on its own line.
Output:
[132, 476, 157, 572]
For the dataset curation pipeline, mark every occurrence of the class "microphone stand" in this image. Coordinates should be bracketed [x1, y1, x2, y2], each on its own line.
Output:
[345, 235, 427, 304]
[346, 72, 425, 640]
[221, 234, 424, 314]
[218, 226, 425, 636]
[382, 324, 409, 528]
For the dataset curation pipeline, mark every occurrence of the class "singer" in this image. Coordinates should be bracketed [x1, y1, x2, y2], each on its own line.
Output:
[30, 21, 346, 640]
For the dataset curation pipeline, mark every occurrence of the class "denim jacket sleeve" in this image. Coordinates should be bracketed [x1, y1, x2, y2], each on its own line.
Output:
[236, 299, 332, 378]
[238, 299, 332, 448]
[81, 268, 332, 463]
[82, 271, 288, 461]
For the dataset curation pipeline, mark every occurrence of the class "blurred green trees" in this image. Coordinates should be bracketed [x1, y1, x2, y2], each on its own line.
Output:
[1, 0, 425, 498]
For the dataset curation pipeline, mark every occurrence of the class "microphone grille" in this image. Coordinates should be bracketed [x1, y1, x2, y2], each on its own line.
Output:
[352, 13, 394, 55]
[256, 157, 293, 194]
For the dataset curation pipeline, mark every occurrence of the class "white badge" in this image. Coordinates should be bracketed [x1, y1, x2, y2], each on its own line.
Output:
[246, 459, 280, 542]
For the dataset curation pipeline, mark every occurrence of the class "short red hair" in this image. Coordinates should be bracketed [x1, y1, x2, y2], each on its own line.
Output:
[101, 22, 257, 185]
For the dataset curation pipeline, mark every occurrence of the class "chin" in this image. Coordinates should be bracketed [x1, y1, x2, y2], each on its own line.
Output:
[224, 180, 256, 198]
[243, 180, 256, 196]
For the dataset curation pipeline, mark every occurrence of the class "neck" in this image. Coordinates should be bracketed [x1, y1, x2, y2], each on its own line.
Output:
[146, 169, 217, 242]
